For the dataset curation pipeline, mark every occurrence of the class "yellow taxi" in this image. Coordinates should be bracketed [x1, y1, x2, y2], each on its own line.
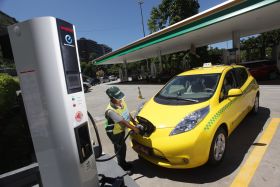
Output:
[131, 64, 259, 168]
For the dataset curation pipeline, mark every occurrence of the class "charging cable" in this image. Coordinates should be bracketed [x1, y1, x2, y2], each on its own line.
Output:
[87, 111, 133, 162]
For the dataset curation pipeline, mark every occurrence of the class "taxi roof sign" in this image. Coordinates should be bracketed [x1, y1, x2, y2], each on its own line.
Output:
[203, 63, 212, 67]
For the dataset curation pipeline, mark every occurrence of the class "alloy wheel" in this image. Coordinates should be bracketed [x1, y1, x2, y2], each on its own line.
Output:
[213, 133, 226, 161]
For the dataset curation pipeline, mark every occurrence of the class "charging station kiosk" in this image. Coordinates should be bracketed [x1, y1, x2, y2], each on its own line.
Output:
[8, 17, 99, 187]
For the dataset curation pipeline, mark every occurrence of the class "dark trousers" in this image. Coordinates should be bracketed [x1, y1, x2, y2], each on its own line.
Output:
[106, 131, 127, 166]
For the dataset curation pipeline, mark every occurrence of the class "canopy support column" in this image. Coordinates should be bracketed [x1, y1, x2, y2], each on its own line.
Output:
[123, 60, 128, 82]
[118, 68, 123, 82]
[232, 31, 241, 64]
[158, 50, 163, 74]
[274, 44, 280, 71]
[150, 62, 157, 79]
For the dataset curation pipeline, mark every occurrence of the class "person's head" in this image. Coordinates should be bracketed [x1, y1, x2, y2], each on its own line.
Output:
[106, 86, 125, 106]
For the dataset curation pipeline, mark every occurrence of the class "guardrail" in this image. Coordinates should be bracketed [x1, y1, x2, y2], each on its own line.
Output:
[0, 163, 42, 187]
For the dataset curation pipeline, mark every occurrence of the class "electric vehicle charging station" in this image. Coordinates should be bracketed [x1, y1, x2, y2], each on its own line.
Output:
[8, 17, 99, 187]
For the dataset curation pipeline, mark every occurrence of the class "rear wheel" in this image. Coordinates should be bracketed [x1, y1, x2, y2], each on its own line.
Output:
[208, 127, 227, 165]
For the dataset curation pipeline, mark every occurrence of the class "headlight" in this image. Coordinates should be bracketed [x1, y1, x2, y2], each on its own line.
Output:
[170, 106, 209, 136]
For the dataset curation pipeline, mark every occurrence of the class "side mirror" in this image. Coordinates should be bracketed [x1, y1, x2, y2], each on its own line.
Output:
[228, 88, 243, 97]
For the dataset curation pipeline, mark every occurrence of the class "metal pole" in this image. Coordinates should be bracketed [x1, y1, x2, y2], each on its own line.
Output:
[138, 0, 146, 37]
[138, 0, 148, 71]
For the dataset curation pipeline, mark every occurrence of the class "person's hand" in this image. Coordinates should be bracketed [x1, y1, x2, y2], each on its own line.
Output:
[132, 120, 138, 126]
[132, 126, 140, 134]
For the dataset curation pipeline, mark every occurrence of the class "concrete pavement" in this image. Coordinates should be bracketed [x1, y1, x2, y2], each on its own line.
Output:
[85, 82, 280, 187]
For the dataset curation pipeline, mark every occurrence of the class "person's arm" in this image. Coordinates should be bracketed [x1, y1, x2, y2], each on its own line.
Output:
[119, 120, 139, 134]
[129, 113, 138, 126]
[107, 110, 139, 134]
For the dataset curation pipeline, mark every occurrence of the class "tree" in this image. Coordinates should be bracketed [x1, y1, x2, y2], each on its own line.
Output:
[168, 0, 200, 25]
[107, 64, 121, 75]
[89, 52, 99, 61]
[148, 0, 199, 33]
[240, 29, 280, 61]
[208, 47, 223, 64]
[147, 0, 200, 72]
[80, 61, 97, 77]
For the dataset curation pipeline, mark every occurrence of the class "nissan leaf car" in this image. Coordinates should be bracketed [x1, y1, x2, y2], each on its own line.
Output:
[131, 64, 259, 168]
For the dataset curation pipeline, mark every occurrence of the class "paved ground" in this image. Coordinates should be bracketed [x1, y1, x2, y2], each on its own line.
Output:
[85, 80, 280, 187]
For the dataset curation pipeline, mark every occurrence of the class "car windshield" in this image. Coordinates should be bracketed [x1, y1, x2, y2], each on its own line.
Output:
[155, 73, 220, 104]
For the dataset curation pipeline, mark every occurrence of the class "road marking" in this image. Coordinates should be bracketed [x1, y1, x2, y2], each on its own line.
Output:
[230, 118, 280, 187]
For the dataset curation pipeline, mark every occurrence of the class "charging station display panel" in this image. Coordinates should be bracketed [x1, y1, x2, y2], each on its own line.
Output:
[56, 19, 82, 94]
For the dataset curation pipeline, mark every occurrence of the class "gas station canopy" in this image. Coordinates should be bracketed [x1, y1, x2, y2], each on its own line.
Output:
[94, 0, 280, 65]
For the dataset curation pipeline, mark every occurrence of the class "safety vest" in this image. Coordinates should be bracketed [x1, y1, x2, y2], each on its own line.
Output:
[105, 101, 130, 135]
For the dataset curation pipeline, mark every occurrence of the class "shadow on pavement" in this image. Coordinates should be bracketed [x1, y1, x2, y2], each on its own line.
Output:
[130, 107, 270, 184]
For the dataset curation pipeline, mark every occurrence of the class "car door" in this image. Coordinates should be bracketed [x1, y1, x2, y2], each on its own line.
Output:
[233, 67, 253, 114]
[218, 69, 244, 132]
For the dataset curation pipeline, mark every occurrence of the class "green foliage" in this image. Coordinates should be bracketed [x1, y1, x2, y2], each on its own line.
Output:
[89, 52, 99, 61]
[0, 73, 20, 116]
[168, 0, 200, 25]
[147, 0, 200, 70]
[107, 64, 121, 75]
[207, 47, 223, 64]
[259, 29, 280, 47]
[127, 62, 142, 75]
[80, 61, 97, 77]
[148, 0, 199, 33]
[0, 13, 17, 27]
[96, 69, 104, 78]
[0, 57, 15, 68]
[241, 29, 280, 61]
[195, 46, 208, 66]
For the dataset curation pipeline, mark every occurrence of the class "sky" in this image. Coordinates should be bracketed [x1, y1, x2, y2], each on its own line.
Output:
[0, 0, 228, 50]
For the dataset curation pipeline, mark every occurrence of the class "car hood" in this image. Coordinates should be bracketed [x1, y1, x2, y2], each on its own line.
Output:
[137, 97, 209, 129]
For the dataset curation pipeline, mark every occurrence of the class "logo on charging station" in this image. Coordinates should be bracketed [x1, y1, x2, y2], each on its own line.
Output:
[63, 34, 75, 47]
[65, 35, 73, 44]
[75, 111, 83, 122]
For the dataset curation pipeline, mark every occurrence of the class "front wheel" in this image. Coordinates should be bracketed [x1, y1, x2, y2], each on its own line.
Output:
[251, 94, 259, 114]
[208, 128, 227, 165]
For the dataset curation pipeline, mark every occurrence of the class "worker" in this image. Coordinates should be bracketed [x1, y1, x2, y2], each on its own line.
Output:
[104, 86, 140, 171]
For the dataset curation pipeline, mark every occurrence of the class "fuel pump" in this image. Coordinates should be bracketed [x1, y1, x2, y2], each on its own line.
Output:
[8, 17, 99, 187]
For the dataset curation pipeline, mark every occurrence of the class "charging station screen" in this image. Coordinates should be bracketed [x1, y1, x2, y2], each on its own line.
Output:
[56, 19, 82, 94]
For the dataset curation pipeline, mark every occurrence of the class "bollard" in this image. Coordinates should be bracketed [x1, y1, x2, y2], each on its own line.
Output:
[138, 86, 144, 99]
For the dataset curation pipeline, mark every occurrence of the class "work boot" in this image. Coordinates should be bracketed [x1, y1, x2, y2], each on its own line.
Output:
[120, 162, 133, 171]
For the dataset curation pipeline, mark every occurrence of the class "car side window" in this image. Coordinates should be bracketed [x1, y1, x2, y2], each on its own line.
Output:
[234, 68, 248, 88]
[220, 70, 237, 102]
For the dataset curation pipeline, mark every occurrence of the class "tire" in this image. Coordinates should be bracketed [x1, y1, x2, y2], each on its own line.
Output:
[251, 94, 259, 115]
[208, 127, 227, 165]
